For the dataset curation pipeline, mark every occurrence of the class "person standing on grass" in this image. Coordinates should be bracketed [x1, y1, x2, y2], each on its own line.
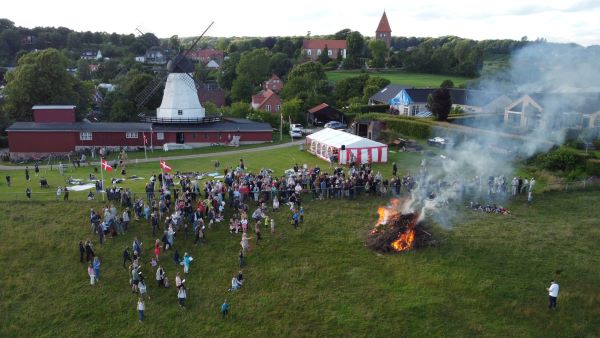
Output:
[139, 279, 148, 299]
[221, 300, 229, 318]
[255, 220, 262, 244]
[182, 253, 192, 274]
[154, 239, 161, 262]
[5, 175, 11, 187]
[137, 298, 145, 322]
[87, 263, 96, 285]
[156, 265, 165, 288]
[63, 187, 69, 201]
[239, 249, 245, 268]
[85, 240, 94, 262]
[25, 166, 30, 181]
[25, 187, 31, 200]
[79, 241, 85, 263]
[123, 247, 132, 269]
[547, 280, 559, 310]
[177, 285, 187, 308]
[123, 208, 130, 232]
[240, 233, 251, 255]
[292, 209, 299, 229]
[56, 186, 62, 201]
[93, 256, 101, 282]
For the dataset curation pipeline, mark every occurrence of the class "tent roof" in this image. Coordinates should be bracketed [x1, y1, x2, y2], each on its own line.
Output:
[306, 128, 386, 149]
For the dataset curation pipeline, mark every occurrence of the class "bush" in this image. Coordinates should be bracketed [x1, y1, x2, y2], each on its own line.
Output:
[536, 147, 583, 172]
[586, 159, 600, 176]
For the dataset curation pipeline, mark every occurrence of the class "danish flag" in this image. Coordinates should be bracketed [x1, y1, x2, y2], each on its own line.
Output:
[143, 133, 148, 145]
[100, 159, 113, 172]
[160, 160, 172, 172]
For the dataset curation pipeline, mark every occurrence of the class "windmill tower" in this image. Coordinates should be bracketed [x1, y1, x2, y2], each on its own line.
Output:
[135, 22, 214, 121]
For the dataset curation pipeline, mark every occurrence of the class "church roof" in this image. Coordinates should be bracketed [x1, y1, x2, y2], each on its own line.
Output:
[376, 11, 392, 33]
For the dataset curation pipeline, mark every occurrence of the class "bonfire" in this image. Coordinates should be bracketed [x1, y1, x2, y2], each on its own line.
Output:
[366, 199, 436, 253]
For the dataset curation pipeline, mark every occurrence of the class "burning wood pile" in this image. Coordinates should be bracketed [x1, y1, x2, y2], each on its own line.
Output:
[367, 199, 436, 253]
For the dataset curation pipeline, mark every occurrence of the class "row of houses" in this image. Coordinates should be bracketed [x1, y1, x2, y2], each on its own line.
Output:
[369, 84, 600, 131]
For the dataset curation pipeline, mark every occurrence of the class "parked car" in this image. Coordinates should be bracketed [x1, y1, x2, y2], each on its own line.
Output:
[324, 121, 347, 130]
[290, 124, 305, 134]
[427, 137, 447, 147]
[289, 129, 303, 138]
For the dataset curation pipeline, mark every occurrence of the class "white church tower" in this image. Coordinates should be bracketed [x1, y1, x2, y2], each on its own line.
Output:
[156, 55, 205, 120]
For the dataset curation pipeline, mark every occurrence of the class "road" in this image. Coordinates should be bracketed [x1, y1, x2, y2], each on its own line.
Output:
[0, 140, 305, 171]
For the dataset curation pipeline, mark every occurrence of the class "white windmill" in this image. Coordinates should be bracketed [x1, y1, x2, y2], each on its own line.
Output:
[135, 22, 214, 121]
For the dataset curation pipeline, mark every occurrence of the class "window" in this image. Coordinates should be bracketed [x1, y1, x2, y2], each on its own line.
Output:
[328, 49, 333, 56]
[80, 132, 92, 141]
[275, 105, 281, 112]
[411, 105, 420, 115]
[403, 107, 409, 115]
[157, 132, 164, 140]
[178, 109, 183, 116]
[126, 132, 138, 139]
[265, 105, 271, 112]
[307, 49, 312, 56]
[317, 49, 321, 55]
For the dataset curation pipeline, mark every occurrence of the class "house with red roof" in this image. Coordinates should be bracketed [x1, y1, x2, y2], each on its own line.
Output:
[251, 89, 282, 113]
[375, 11, 392, 48]
[187, 49, 224, 65]
[263, 74, 284, 92]
[302, 39, 347, 61]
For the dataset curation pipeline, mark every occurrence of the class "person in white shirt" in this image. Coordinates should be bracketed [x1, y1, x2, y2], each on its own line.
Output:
[137, 298, 145, 322]
[547, 280, 559, 309]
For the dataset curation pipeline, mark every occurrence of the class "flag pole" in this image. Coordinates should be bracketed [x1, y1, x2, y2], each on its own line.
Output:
[280, 113, 283, 141]
[143, 133, 148, 161]
[100, 158, 105, 201]
[288, 115, 293, 143]
[151, 127, 154, 152]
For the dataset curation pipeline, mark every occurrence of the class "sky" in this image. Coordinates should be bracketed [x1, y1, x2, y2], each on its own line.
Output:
[4, 0, 600, 46]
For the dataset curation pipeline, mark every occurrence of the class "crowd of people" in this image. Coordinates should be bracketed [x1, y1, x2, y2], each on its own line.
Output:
[68, 154, 542, 322]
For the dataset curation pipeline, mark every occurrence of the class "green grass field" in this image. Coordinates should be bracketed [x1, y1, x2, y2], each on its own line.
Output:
[326, 70, 473, 88]
[0, 145, 599, 337]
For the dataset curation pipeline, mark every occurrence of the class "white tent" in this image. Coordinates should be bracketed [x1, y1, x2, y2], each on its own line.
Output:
[305, 128, 388, 164]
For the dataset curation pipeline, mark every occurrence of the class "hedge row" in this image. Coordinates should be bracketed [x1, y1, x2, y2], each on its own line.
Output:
[353, 113, 432, 139]
[586, 159, 600, 176]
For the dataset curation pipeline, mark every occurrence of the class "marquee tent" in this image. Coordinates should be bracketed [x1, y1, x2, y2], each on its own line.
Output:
[305, 128, 388, 164]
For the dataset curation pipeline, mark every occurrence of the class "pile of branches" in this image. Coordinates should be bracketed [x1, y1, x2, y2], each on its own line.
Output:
[366, 213, 436, 253]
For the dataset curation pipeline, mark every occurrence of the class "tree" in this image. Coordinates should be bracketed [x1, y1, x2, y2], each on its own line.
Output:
[318, 45, 330, 65]
[343, 31, 365, 69]
[430, 87, 452, 121]
[218, 52, 240, 90]
[230, 101, 252, 118]
[440, 79, 454, 88]
[76, 59, 91, 81]
[269, 52, 292, 78]
[368, 40, 387, 68]
[281, 98, 304, 124]
[230, 75, 254, 103]
[335, 74, 369, 104]
[334, 29, 352, 40]
[4, 49, 80, 121]
[236, 49, 270, 86]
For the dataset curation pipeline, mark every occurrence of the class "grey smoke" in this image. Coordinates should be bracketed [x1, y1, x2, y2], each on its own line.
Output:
[400, 42, 600, 227]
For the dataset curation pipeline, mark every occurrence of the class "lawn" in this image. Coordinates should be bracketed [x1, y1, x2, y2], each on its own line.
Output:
[0, 145, 599, 337]
[326, 70, 473, 88]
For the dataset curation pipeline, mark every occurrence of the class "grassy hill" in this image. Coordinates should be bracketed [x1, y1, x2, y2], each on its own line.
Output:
[326, 70, 473, 88]
[0, 146, 599, 337]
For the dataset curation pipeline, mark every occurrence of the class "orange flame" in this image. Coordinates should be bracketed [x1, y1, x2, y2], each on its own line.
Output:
[391, 228, 415, 252]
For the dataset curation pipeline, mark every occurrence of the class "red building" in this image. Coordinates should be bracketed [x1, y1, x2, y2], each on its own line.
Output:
[251, 89, 282, 113]
[187, 49, 224, 65]
[263, 74, 284, 93]
[7, 105, 272, 158]
[302, 39, 347, 61]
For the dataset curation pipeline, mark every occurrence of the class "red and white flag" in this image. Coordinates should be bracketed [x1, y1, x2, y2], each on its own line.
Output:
[100, 159, 113, 172]
[160, 160, 172, 172]
[143, 133, 148, 145]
